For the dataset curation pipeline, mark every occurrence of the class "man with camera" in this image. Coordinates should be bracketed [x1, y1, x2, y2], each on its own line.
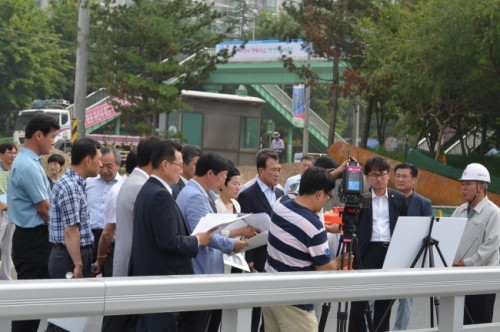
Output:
[348, 157, 407, 332]
[264, 167, 349, 332]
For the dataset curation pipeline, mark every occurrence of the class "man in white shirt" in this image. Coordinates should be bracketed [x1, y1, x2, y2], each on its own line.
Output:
[270, 131, 285, 161]
[283, 155, 313, 194]
[348, 157, 407, 332]
[86, 147, 121, 262]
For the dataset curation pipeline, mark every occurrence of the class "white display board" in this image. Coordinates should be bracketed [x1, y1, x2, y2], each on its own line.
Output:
[383, 216, 467, 269]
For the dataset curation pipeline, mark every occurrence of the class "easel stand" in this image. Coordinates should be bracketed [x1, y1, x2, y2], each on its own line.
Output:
[318, 209, 374, 332]
[377, 216, 447, 331]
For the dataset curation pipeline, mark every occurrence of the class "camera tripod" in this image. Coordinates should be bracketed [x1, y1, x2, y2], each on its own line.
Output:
[318, 208, 374, 332]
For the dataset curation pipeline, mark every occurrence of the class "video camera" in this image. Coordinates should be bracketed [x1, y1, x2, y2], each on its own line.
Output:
[337, 157, 371, 235]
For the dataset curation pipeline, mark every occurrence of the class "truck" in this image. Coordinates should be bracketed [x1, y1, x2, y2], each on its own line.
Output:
[12, 98, 136, 158]
[13, 100, 72, 151]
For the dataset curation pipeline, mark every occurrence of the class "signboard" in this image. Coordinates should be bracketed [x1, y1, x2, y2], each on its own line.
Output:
[216, 39, 309, 63]
[85, 101, 120, 128]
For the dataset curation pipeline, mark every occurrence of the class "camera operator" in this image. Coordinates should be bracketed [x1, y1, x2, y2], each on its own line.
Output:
[263, 167, 349, 332]
[348, 157, 407, 332]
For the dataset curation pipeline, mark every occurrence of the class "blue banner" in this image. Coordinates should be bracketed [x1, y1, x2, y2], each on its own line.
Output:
[292, 84, 305, 125]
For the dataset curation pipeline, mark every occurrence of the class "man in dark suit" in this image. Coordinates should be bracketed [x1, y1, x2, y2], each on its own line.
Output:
[238, 149, 284, 332]
[348, 157, 407, 332]
[393, 163, 432, 330]
[131, 140, 213, 332]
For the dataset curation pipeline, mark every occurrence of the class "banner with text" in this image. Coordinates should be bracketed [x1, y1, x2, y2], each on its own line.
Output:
[215, 40, 309, 63]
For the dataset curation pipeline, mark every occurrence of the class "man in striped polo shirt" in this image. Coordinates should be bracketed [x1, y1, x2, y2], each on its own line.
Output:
[264, 167, 347, 332]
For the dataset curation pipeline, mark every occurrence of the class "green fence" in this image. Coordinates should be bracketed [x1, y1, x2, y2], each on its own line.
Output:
[406, 148, 500, 194]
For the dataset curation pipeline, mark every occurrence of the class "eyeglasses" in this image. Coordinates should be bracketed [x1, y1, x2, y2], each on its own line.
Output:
[171, 162, 184, 169]
[368, 172, 388, 179]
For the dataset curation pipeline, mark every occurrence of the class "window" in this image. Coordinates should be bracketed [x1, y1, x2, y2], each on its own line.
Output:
[240, 116, 259, 150]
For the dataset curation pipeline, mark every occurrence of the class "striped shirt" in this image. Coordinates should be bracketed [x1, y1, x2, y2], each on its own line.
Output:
[265, 195, 331, 310]
[49, 168, 94, 246]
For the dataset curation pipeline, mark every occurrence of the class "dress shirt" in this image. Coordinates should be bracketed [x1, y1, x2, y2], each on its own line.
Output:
[284, 174, 301, 195]
[7, 147, 50, 228]
[86, 173, 122, 229]
[49, 169, 94, 246]
[257, 177, 277, 206]
[370, 189, 391, 242]
[150, 175, 173, 194]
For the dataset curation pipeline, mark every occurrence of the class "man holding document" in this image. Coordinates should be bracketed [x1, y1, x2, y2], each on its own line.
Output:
[176, 152, 247, 331]
[264, 167, 348, 332]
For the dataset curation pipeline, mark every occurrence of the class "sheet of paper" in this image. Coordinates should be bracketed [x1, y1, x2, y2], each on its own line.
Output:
[244, 231, 269, 251]
[191, 213, 250, 235]
[242, 213, 271, 232]
[223, 252, 250, 272]
[222, 219, 248, 232]
[48, 317, 89, 332]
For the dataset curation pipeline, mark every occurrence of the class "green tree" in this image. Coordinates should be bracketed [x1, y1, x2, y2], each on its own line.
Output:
[0, 0, 70, 136]
[356, 0, 500, 157]
[92, 0, 233, 134]
[266, 0, 374, 146]
[47, 0, 80, 102]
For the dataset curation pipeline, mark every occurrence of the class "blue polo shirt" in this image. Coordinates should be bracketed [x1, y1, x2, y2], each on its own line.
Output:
[7, 147, 51, 228]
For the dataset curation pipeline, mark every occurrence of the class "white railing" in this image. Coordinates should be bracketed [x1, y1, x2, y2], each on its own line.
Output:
[1, 268, 500, 331]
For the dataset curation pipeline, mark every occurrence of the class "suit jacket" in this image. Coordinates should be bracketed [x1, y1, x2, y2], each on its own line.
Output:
[170, 176, 187, 200]
[176, 180, 234, 274]
[131, 177, 198, 277]
[355, 188, 407, 260]
[407, 191, 433, 217]
[238, 181, 284, 272]
[113, 167, 149, 277]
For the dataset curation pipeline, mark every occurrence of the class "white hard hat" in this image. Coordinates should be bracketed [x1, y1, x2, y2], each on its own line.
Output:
[459, 163, 490, 183]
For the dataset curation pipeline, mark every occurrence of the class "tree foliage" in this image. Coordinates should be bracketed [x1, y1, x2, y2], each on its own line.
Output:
[356, 0, 500, 157]
[0, 0, 70, 136]
[265, 0, 374, 146]
[92, 0, 233, 133]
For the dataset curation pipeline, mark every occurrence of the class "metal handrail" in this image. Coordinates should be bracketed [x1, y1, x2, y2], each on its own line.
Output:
[1, 268, 500, 332]
[260, 84, 345, 143]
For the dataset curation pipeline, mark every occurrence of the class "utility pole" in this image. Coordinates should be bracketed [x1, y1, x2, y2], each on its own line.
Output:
[302, 45, 312, 155]
[353, 95, 360, 147]
[74, 0, 90, 139]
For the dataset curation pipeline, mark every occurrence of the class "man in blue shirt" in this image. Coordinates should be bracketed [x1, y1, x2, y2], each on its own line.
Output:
[7, 114, 59, 332]
[48, 138, 102, 280]
[176, 152, 246, 331]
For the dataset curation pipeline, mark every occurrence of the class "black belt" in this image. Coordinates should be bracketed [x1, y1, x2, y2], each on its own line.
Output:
[370, 242, 390, 248]
[53, 243, 93, 250]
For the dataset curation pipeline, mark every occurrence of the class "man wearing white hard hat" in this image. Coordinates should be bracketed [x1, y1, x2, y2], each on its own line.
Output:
[270, 131, 285, 161]
[452, 163, 500, 325]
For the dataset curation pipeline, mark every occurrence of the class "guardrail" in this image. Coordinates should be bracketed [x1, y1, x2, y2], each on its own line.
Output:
[1, 267, 500, 331]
